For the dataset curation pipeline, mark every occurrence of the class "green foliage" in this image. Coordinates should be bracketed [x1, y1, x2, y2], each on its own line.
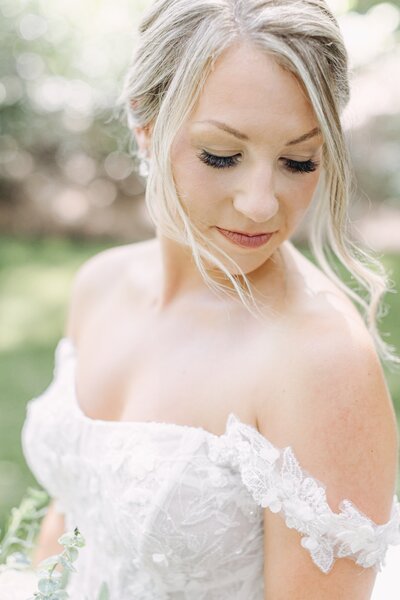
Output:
[0, 486, 110, 599]
[0, 487, 49, 566]
[0, 234, 114, 538]
[27, 527, 86, 600]
[27, 525, 110, 600]
[95, 582, 110, 600]
[353, 0, 400, 14]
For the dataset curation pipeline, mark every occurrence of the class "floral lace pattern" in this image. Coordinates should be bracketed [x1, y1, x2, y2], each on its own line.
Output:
[20, 337, 400, 598]
[211, 415, 400, 575]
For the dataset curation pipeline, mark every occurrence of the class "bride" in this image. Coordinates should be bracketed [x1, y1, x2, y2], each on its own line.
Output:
[20, 0, 400, 598]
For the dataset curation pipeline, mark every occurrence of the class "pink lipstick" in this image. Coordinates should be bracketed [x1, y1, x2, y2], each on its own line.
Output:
[216, 227, 276, 249]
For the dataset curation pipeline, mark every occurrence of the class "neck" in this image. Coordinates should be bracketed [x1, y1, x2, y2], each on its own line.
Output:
[150, 227, 288, 315]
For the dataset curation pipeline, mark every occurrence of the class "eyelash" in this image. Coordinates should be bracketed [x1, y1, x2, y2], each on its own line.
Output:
[197, 150, 319, 174]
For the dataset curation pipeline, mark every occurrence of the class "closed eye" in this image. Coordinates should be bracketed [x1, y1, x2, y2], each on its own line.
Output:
[284, 158, 319, 174]
[197, 150, 319, 174]
[197, 150, 241, 169]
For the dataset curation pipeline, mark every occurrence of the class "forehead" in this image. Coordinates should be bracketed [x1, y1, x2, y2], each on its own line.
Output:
[189, 41, 318, 138]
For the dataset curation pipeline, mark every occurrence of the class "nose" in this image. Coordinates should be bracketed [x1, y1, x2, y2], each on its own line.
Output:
[233, 164, 279, 223]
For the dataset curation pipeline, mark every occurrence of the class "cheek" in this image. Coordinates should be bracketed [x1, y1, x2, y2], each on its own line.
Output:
[283, 170, 320, 205]
[282, 171, 321, 223]
[171, 151, 225, 213]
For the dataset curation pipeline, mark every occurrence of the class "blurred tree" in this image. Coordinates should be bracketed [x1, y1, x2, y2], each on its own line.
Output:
[354, 0, 400, 12]
[0, 0, 399, 243]
[0, 0, 148, 240]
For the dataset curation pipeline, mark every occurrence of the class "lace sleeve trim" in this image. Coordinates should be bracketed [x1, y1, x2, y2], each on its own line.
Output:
[224, 413, 400, 574]
[54, 337, 75, 376]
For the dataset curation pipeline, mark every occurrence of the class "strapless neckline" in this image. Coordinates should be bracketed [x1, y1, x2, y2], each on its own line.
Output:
[60, 336, 257, 440]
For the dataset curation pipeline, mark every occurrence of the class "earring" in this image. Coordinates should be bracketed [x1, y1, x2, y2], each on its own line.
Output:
[137, 149, 150, 178]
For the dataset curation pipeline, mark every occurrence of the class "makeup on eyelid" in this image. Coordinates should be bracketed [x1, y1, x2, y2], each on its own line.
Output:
[196, 149, 319, 173]
[190, 136, 322, 169]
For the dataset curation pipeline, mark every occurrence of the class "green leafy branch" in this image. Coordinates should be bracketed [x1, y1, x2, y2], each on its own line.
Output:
[0, 487, 49, 567]
[26, 526, 85, 600]
[0, 487, 109, 600]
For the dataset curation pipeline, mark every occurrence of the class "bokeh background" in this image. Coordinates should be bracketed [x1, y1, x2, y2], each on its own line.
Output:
[1, 0, 399, 534]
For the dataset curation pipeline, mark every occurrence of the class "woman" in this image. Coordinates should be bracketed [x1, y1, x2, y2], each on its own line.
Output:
[21, 0, 400, 598]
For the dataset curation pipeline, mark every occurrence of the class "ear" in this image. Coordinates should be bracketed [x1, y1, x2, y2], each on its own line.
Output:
[130, 98, 153, 156]
[134, 123, 153, 157]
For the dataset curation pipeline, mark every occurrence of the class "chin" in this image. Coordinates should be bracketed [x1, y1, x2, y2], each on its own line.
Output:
[211, 252, 274, 279]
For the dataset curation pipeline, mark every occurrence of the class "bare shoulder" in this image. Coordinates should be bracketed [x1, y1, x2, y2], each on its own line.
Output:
[64, 238, 156, 341]
[258, 250, 399, 594]
[258, 243, 398, 520]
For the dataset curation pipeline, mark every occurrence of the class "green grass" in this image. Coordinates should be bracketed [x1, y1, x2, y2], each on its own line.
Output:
[0, 234, 399, 535]
[0, 235, 115, 536]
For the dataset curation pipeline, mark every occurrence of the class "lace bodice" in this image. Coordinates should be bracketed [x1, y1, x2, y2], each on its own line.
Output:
[21, 338, 400, 599]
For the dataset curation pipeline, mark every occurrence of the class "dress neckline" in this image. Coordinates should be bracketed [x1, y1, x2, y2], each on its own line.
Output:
[59, 336, 255, 440]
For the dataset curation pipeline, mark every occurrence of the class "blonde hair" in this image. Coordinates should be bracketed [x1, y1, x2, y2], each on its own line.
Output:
[117, 0, 399, 371]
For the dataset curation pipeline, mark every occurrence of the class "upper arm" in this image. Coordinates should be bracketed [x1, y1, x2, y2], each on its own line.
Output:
[64, 244, 134, 341]
[33, 498, 66, 568]
[258, 322, 399, 599]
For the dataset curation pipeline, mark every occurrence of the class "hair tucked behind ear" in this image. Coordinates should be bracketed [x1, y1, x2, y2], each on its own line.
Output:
[116, 0, 400, 371]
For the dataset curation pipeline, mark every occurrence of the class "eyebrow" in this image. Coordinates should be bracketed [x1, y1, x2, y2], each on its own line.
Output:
[194, 120, 321, 145]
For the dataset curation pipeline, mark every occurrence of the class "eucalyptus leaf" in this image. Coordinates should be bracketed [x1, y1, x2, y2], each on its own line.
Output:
[53, 591, 69, 599]
[0, 486, 51, 564]
[58, 555, 73, 569]
[58, 556, 77, 572]
[57, 533, 76, 546]
[1, 488, 86, 599]
[37, 555, 60, 569]
[38, 577, 59, 594]
[67, 546, 78, 561]
[97, 581, 110, 600]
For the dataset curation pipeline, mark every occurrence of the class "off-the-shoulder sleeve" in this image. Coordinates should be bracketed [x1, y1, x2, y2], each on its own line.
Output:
[52, 336, 76, 379]
[21, 337, 77, 514]
[22, 337, 75, 412]
[222, 413, 400, 575]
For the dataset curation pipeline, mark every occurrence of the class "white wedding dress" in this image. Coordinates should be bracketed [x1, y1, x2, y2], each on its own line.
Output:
[21, 338, 400, 599]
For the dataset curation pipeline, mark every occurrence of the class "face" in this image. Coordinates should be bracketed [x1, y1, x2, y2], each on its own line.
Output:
[156, 41, 323, 277]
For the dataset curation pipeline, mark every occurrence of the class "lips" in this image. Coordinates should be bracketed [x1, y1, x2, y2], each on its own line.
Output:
[216, 227, 276, 249]
[225, 229, 273, 236]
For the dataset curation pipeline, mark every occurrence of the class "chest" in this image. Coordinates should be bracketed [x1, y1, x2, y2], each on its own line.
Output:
[74, 288, 284, 431]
